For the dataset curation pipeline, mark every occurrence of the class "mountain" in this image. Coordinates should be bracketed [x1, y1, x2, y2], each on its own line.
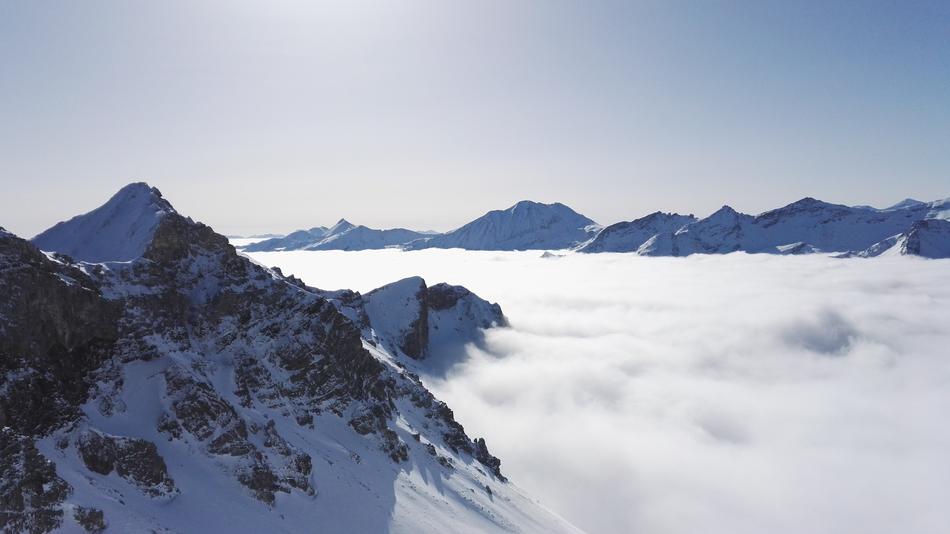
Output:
[638, 197, 950, 257]
[923, 197, 950, 220]
[227, 233, 287, 239]
[31, 182, 176, 262]
[883, 198, 926, 211]
[6, 185, 579, 533]
[357, 277, 506, 372]
[242, 226, 333, 251]
[856, 219, 950, 258]
[244, 219, 429, 252]
[406, 201, 599, 251]
[576, 212, 697, 253]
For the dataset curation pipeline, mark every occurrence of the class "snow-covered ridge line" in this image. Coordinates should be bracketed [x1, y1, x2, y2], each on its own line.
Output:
[580, 196, 950, 258]
[26, 182, 949, 257]
[238, 195, 947, 255]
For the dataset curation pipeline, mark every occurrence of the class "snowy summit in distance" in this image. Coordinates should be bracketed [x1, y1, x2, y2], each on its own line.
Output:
[405, 200, 600, 251]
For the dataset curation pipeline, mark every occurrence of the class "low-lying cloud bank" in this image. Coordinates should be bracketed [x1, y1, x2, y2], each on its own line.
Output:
[248, 249, 950, 534]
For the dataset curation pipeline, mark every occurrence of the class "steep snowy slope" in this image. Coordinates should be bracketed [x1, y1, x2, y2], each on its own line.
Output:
[244, 219, 429, 252]
[406, 201, 598, 251]
[856, 219, 950, 258]
[31, 182, 175, 262]
[577, 212, 696, 253]
[2, 186, 580, 534]
[638, 197, 948, 256]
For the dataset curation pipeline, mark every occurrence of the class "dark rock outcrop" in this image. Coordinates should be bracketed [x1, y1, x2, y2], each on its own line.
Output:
[73, 506, 107, 533]
[76, 430, 176, 497]
[0, 232, 120, 435]
[0, 428, 71, 533]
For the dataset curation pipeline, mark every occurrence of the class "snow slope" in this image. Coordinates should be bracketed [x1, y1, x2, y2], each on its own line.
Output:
[31, 182, 175, 262]
[406, 201, 598, 251]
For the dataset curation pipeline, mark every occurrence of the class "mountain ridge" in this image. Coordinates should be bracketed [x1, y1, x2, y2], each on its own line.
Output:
[4, 183, 580, 533]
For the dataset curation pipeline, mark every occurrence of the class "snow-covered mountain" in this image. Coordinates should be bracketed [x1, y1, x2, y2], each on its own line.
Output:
[5, 185, 580, 533]
[241, 227, 330, 251]
[634, 197, 950, 257]
[855, 218, 950, 258]
[244, 219, 429, 252]
[576, 212, 697, 253]
[31, 182, 176, 262]
[406, 201, 599, 251]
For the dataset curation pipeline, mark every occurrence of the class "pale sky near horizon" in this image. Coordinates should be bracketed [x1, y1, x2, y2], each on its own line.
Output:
[2, 0, 948, 237]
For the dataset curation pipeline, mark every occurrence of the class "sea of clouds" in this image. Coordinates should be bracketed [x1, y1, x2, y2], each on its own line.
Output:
[247, 249, 950, 534]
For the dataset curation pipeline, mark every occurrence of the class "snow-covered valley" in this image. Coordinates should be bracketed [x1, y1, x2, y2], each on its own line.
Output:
[246, 248, 950, 534]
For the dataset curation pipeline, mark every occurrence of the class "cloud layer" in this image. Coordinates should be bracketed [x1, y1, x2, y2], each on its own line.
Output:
[249, 249, 950, 534]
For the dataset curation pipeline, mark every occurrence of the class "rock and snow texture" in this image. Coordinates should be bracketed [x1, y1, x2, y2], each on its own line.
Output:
[406, 201, 599, 251]
[577, 212, 697, 253]
[242, 227, 330, 251]
[31, 182, 175, 262]
[856, 219, 950, 258]
[633, 197, 950, 257]
[1, 184, 579, 534]
[357, 276, 506, 362]
[244, 219, 429, 252]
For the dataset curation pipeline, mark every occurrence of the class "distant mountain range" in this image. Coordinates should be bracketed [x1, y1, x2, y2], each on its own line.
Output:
[242, 200, 599, 253]
[232, 195, 950, 258]
[608, 197, 950, 258]
[244, 219, 431, 252]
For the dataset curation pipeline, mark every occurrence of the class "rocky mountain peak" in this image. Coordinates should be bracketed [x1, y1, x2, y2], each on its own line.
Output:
[329, 218, 356, 233]
[32, 181, 176, 262]
[0, 185, 561, 533]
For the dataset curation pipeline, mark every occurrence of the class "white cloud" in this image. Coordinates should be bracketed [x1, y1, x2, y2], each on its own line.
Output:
[248, 249, 950, 534]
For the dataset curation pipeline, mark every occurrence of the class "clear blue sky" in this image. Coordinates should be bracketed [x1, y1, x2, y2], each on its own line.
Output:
[2, 0, 948, 236]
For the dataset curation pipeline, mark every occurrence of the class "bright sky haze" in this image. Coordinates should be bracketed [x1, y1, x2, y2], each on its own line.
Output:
[2, 0, 948, 237]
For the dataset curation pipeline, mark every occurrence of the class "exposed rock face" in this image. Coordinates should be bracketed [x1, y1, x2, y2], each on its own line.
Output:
[0, 185, 528, 532]
[0, 428, 71, 533]
[474, 437, 506, 482]
[0, 231, 119, 434]
[76, 430, 176, 497]
[73, 506, 106, 533]
[363, 277, 430, 359]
